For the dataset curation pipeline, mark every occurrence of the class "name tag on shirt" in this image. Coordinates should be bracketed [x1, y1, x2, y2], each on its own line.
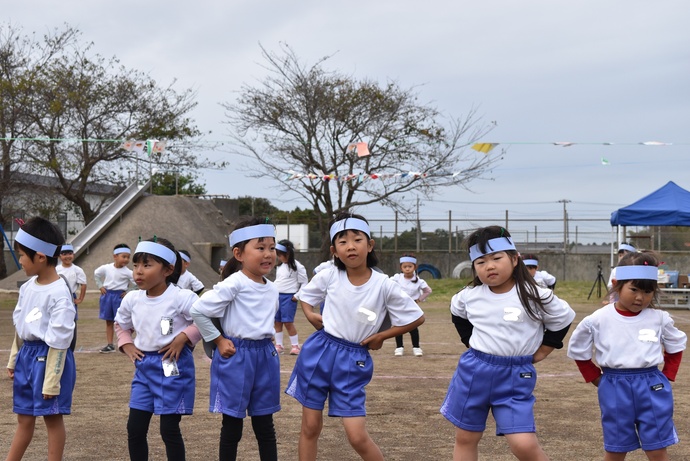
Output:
[162, 358, 180, 377]
[160, 317, 173, 336]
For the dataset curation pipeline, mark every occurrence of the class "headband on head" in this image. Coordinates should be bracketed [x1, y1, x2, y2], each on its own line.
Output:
[275, 243, 288, 253]
[469, 237, 517, 262]
[114, 247, 131, 255]
[135, 241, 177, 265]
[61, 244, 74, 253]
[220, 260, 228, 267]
[615, 265, 658, 281]
[229, 224, 275, 247]
[329, 217, 371, 241]
[618, 243, 636, 253]
[179, 252, 191, 263]
[15, 228, 59, 257]
[522, 259, 539, 267]
[400, 256, 417, 265]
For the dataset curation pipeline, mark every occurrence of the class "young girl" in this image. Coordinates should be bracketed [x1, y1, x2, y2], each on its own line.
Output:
[191, 218, 280, 461]
[390, 254, 432, 357]
[6, 217, 76, 461]
[441, 226, 575, 461]
[286, 213, 425, 461]
[114, 237, 201, 461]
[567, 252, 686, 460]
[274, 239, 308, 355]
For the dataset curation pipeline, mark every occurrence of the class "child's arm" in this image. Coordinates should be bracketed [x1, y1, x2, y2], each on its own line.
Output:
[361, 315, 425, 350]
[451, 314, 473, 347]
[299, 300, 323, 330]
[575, 359, 603, 386]
[159, 332, 190, 361]
[534, 324, 572, 363]
[76, 284, 87, 305]
[418, 286, 432, 302]
[115, 323, 144, 363]
[42, 347, 67, 398]
[6, 331, 23, 379]
[662, 351, 683, 381]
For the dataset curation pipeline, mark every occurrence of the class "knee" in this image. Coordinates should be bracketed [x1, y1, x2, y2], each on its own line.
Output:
[346, 430, 372, 451]
[159, 415, 182, 442]
[251, 415, 276, 442]
[127, 410, 151, 438]
[301, 418, 322, 440]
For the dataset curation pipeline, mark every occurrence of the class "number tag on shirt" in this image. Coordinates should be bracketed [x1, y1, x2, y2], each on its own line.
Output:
[638, 329, 659, 343]
[162, 358, 180, 377]
[503, 307, 522, 322]
[356, 306, 377, 325]
[25, 307, 43, 323]
[160, 317, 173, 336]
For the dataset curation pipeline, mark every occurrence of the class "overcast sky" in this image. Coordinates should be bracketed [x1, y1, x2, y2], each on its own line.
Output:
[7, 1, 690, 243]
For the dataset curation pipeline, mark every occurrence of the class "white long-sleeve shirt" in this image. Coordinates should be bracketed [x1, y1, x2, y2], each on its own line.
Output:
[274, 261, 308, 294]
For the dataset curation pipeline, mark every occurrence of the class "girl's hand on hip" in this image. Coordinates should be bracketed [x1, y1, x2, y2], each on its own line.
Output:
[215, 337, 236, 358]
[122, 343, 144, 363]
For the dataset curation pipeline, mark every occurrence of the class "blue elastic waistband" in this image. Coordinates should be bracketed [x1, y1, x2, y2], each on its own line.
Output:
[602, 366, 659, 375]
[225, 336, 273, 349]
[23, 340, 47, 347]
[320, 329, 368, 351]
[469, 348, 533, 366]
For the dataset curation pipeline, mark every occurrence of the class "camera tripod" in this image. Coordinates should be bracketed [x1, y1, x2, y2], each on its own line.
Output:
[587, 261, 607, 300]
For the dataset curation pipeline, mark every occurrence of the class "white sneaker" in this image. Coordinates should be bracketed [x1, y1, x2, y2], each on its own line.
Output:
[394, 347, 404, 356]
[413, 347, 423, 357]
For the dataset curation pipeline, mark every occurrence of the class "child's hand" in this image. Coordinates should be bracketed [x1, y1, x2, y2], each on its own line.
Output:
[215, 337, 236, 358]
[43, 393, 57, 400]
[7, 368, 14, 379]
[305, 312, 323, 330]
[122, 343, 144, 363]
[75, 298, 84, 305]
[100, 287, 107, 295]
[592, 376, 601, 387]
[160, 333, 189, 361]
[361, 333, 384, 350]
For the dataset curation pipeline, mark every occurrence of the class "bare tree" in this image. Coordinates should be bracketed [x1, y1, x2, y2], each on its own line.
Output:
[222, 43, 500, 256]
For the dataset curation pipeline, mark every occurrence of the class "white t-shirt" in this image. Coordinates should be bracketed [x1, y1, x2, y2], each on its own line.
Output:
[390, 273, 431, 301]
[297, 268, 424, 343]
[533, 270, 556, 288]
[94, 263, 134, 291]
[274, 260, 308, 294]
[313, 260, 334, 275]
[56, 264, 87, 295]
[115, 284, 198, 351]
[450, 284, 575, 356]
[191, 271, 279, 341]
[13, 276, 75, 349]
[177, 270, 204, 292]
[567, 303, 687, 368]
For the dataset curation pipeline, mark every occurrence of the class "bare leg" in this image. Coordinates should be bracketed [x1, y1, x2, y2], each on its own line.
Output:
[504, 432, 549, 461]
[453, 428, 483, 461]
[285, 322, 298, 336]
[643, 448, 668, 461]
[298, 407, 323, 461]
[5, 414, 36, 461]
[604, 451, 627, 461]
[105, 320, 114, 345]
[44, 415, 66, 461]
[342, 416, 383, 461]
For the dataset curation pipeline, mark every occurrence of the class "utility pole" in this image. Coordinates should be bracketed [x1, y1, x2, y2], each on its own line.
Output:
[416, 197, 421, 253]
[558, 199, 571, 280]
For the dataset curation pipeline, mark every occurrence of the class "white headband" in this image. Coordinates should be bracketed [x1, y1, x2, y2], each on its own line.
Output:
[114, 247, 131, 255]
[329, 218, 371, 241]
[615, 265, 658, 281]
[400, 256, 417, 264]
[618, 243, 636, 253]
[61, 244, 74, 253]
[15, 229, 59, 257]
[469, 237, 517, 262]
[179, 252, 191, 263]
[229, 224, 275, 247]
[275, 243, 288, 253]
[522, 259, 539, 266]
[220, 260, 228, 267]
[135, 241, 177, 265]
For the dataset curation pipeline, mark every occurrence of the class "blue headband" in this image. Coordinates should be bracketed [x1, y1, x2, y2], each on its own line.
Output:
[220, 260, 228, 267]
[179, 252, 191, 263]
[229, 224, 275, 247]
[329, 218, 371, 241]
[114, 247, 131, 255]
[615, 265, 658, 281]
[135, 241, 177, 265]
[15, 229, 59, 257]
[469, 237, 516, 262]
[61, 244, 74, 253]
[618, 243, 636, 253]
[275, 243, 288, 253]
[400, 256, 417, 264]
[522, 259, 539, 266]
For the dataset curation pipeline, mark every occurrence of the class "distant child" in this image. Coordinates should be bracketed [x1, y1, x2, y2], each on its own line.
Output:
[390, 254, 431, 357]
[115, 238, 201, 461]
[286, 213, 425, 461]
[94, 243, 134, 353]
[218, 259, 228, 279]
[607, 243, 636, 290]
[568, 252, 686, 460]
[521, 253, 556, 290]
[176, 250, 205, 295]
[274, 239, 308, 355]
[191, 218, 280, 461]
[56, 243, 87, 350]
[6, 217, 76, 461]
[441, 226, 575, 461]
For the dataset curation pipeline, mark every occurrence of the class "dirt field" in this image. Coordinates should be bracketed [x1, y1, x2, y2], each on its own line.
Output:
[1, 293, 690, 460]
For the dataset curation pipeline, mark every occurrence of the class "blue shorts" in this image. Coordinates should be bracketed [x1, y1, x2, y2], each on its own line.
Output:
[599, 367, 678, 452]
[440, 348, 537, 435]
[129, 346, 195, 415]
[209, 337, 281, 418]
[285, 329, 373, 417]
[13, 341, 76, 416]
[99, 289, 125, 321]
[275, 293, 298, 323]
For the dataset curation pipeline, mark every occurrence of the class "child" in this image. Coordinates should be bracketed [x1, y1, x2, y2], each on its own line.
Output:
[56, 243, 87, 350]
[94, 243, 134, 353]
[567, 252, 686, 460]
[607, 243, 636, 290]
[521, 253, 556, 290]
[286, 213, 425, 461]
[114, 237, 201, 461]
[390, 254, 431, 357]
[191, 217, 280, 461]
[274, 239, 308, 355]
[176, 250, 205, 295]
[6, 217, 76, 461]
[441, 226, 575, 461]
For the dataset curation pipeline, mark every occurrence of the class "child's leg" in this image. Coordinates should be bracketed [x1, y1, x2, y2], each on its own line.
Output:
[298, 407, 323, 461]
[219, 414, 244, 461]
[394, 334, 404, 348]
[409, 327, 420, 348]
[44, 414, 66, 461]
[160, 414, 185, 461]
[127, 408, 153, 461]
[105, 320, 114, 344]
[642, 448, 669, 461]
[453, 428, 483, 461]
[341, 416, 383, 461]
[5, 414, 36, 461]
[284, 321, 298, 337]
[603, 452, 628, 461]
[504, 432, 549, 461]
[251, 414, 277, 461]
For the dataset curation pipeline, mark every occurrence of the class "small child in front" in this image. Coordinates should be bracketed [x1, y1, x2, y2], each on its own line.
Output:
[6, 217, 76, 461]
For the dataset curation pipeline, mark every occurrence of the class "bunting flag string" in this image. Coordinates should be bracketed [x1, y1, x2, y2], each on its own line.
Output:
[285, 170, 434, 183]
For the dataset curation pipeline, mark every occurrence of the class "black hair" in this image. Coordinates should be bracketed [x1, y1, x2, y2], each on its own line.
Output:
[609, 251, 660, 308]
[132, 237, 182, 285]
[13, 217, 64, 267]
[466, 225, 550, 320]
[277, 239, 297, 272]
[521, 253, 539, 268]
[225, 216, 275, 277]
[329, 212, 378, 271]
[400, 253, 419, 283]
[114, 243, 130, 251]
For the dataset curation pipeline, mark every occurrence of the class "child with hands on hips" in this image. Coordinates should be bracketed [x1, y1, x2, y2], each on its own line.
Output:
[567, 251, 686, 461]
[114, 237, 201, 461]
[390, 254, 431, 357]
[6, 217, 76, 461]
[191, 218, 280, 461]
[273, 239, 308, 355]
[441, 226, 575, 461]
[286, 213, 425, 461]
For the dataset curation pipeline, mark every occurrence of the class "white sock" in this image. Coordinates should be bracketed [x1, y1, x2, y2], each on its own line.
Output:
[290, 334, 299, 346]
[274, 332, 284, 346]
